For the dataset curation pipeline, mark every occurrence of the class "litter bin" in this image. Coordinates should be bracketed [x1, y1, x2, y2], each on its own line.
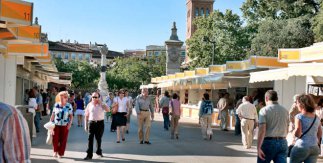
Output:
[15, 105, 34, 143]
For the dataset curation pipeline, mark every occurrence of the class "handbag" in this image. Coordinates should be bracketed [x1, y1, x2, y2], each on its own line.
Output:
[162, 106, 169, 115]
[46, 130, 53, 145]
[288, 115, 317, 157]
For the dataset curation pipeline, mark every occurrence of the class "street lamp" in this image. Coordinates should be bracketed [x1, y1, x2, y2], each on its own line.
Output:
[203, 36, 216, 65]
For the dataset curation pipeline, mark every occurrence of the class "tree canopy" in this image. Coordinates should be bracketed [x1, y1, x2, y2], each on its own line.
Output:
[186, 10, 249, 68]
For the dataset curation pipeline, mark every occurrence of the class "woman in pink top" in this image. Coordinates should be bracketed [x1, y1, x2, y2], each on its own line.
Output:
[169, 93, 181, 139]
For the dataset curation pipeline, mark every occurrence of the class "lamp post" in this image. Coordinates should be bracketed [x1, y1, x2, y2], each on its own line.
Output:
[203, 36, 216, 65]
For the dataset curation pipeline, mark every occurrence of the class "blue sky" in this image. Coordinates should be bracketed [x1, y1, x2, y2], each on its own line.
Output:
[29, 0, 244, 52]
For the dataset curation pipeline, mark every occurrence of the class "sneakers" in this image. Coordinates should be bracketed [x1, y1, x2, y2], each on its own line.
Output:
[139, 141, 143, 144]
[53, 152, 58, 158]
[83, 156, 92, 160]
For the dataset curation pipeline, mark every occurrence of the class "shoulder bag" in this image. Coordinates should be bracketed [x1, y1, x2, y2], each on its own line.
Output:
[288, 115, 317, 157]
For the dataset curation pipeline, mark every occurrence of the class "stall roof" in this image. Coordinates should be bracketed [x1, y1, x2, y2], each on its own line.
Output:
[249, 63, 323, 83]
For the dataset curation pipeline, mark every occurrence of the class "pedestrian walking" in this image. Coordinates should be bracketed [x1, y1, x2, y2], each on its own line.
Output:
[217, 93, 230, 131]
[135, 88, 154, 144]
[113, 89, 129, 143]
[0, 102, 31, 163]
[125, 90, 133, 134]
[236, 96, 258, 149]
[199, 93, 214, 140]
[257, 90, 289, 163]
[41, 89, 49, 116]
[287, 94, 300, 146]
[50, 91, 73, 159]
[155, 91, 160, 113]
[110, 91, 119, 132]
[160, 91, 171, 130]
[75, 95, 85, 127]
[106, 92, 114, 123]
[48, 87, 58, 116]
[34, 86, 43, 131]
[83, 92, 109, 160]
[170, 93, 181, 139]
[234, 94, 243, 136]
[28, 89, 37, 138]
[290, 94, 322, 163]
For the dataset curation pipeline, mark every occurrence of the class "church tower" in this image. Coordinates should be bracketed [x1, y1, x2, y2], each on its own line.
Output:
[186, 0, 214, 40]
[186, 0, 214, 62]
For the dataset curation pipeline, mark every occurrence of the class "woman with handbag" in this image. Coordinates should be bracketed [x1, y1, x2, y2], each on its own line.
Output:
[290, 94, 322, 163]
[50, 91, 73, 159]
[159, 91, 171, 131]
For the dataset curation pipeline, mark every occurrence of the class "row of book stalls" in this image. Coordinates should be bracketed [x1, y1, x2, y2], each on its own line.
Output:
[142, 42, 323, 129]
[0, 0, 72, 107]
[0, 0, 71, 140]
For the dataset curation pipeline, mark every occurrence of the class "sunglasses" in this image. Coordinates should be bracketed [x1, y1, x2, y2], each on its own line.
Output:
[92, 96, 99, 99]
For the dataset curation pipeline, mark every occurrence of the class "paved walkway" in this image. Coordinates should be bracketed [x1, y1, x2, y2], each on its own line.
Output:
[30, 111, 263, 163]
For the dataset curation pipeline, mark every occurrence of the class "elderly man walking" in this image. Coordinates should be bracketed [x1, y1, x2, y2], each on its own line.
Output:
[135, 88, 154, 144]
[217, 93, 230, 131]
[257, 90, 289, 163]
[236, 96, 258, 149]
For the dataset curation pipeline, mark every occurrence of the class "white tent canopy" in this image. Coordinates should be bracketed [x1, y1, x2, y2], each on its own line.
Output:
[250, 63, 323, 83]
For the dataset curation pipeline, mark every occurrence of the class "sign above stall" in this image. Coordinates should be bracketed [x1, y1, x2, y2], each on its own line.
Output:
[7, 43, 48, 56]
[8, 25, 41, 42]
[209, 65, 226, 73]
[0, 0, 33, 26]
[278, 49, 300, 63]
[226, 60, 251, 71]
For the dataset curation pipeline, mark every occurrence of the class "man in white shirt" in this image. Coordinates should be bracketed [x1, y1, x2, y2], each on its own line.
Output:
[236, 96, 258, 149]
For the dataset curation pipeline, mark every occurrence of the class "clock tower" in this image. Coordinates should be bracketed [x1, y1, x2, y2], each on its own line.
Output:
[165, 22, 184, 75]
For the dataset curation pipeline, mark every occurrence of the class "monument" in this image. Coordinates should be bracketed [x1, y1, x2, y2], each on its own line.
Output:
[97, 44, 109, 103]
[165, 22, 184, 75]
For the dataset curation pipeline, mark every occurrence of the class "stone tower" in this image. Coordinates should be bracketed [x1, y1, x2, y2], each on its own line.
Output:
[186, 0, 214, 40]
[186, 0, 214, 62]
[165, 22, 184, 75]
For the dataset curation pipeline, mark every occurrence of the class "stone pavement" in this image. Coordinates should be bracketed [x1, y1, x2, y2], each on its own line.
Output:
[30, 110, 320, 163]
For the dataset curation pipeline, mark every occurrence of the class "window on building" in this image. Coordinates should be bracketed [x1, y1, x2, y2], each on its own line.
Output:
[71, 53, 76, 60]
[201, 8, 204, 16]
[154, 51, 160, 56]
[64, 53, 69, 59]
[57, 53, 62, 59]
[148, 51, 153, 57]
[181, 51, 186, 57]
[206, 8, 210, 16]
[79, 53, 83, 60]
[195, 7, 199, 17]
[85, 54, 90, 61]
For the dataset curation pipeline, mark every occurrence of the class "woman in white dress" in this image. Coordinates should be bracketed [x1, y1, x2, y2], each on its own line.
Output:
[28, 89, 38, 138]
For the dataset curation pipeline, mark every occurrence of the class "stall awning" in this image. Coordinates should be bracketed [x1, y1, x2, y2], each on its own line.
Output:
[193, 74, 223, 84]
[249, 68, 289, 83]
[48, 77, 71, 85]
[250, 63, 323, 83]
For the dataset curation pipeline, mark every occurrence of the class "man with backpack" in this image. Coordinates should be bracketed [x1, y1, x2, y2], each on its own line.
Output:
[199, 93, 214, 140]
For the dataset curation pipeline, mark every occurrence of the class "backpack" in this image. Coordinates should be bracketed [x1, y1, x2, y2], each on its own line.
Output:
[203, 101, 213, 115]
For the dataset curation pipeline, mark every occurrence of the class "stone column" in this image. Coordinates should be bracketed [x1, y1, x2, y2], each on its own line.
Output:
[97, 44, 109, 104]
[0, 54, 17, 105]
[165, 22, 184, 75]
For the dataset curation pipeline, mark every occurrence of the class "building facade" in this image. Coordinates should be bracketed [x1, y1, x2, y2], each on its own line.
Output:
[49, 41, 124, 66]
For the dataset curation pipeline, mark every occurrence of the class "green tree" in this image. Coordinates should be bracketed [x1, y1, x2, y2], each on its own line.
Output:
[186, 10, 249, 68]
[312, 1, 323, 42]
[250, 16, 314, 56]
[54, 58, 100, 89]
[241, 0, 320, 24]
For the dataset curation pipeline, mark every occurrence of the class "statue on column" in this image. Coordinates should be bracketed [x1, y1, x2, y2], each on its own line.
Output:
[98, 44, 109, 104]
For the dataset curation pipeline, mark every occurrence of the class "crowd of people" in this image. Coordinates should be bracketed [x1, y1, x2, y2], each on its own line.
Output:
[4, 85, 323, 163]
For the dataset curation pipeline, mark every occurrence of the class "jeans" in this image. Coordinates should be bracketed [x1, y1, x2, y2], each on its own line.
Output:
[257, 139, 288, 163]
[234, 114, 241, 135]
[163, 114, 170, 130]
[34, 112, 41, 132]
[290, 145, 320, 163]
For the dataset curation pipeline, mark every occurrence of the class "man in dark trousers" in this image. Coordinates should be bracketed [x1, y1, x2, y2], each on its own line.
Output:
[84, 92, 109, 160]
